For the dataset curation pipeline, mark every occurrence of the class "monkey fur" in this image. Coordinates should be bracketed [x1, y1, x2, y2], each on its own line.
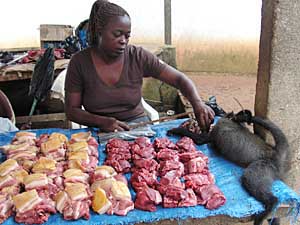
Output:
[167, 110, 290, 225]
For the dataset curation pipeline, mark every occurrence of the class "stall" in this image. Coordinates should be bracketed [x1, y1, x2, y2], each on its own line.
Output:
[0, 119, 299, 225]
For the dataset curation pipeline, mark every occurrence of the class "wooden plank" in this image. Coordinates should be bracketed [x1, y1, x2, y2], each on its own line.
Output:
[0, 59, 69, 82]
[16, 113, 67, 124]
[0, 72, 32, 82]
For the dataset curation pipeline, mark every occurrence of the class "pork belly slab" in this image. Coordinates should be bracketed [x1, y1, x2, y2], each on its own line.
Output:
[13, 189, 56, 224]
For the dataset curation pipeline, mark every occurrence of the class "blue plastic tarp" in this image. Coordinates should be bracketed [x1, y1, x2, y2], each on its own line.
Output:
[1, 119, 299, 225]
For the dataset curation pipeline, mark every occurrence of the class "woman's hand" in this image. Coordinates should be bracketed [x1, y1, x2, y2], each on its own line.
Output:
[101, 117, 130, 133]
[193, 102, 215, 132]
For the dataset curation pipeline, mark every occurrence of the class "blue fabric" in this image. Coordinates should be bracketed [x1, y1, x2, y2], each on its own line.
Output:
[1, 119, 300, 225]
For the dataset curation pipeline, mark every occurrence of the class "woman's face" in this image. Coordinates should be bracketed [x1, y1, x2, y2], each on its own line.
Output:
[98, 15, 131, 58]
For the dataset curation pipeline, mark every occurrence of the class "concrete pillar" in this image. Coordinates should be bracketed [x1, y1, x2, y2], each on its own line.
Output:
[164, 0, 172, 45]
[255, 0, 300, 189]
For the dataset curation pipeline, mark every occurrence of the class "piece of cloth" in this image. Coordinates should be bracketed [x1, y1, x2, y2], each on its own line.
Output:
[1, 120, 299, 225]
[65, 45, 166, 121]
[0, 117, 18, 133]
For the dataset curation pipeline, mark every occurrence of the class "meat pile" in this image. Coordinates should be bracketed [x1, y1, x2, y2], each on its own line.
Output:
[0, 129, 225, 224]
[0, 131, 101, 224]
[104, 136, 226, 212]
[90, 166, 134, 216]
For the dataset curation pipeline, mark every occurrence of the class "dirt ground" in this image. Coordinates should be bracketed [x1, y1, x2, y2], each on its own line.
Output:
[187, 72, 257, 113]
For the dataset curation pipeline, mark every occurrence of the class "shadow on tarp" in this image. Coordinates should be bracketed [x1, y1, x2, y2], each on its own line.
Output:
[0, 119, 299, 225]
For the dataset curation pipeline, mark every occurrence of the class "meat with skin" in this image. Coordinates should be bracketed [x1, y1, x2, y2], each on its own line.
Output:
[11, 131, 37, 146]
[0, 175, 16, 189]
[63, 169, 90, 185]
[107, 198, 134, 216]
[55, 183, 91, 220]
[0, 194, 13, 224]
[13, 190, 56, 224]
[41, 138, 67, 162]
[35, 134, 50, 147]
[90, 165, 117, 183]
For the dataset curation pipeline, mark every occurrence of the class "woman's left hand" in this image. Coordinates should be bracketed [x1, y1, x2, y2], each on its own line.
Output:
[193, 102, 215, 132]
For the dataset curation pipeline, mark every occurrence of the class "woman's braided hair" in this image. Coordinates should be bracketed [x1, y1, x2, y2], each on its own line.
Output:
[88, 0, 130, 47]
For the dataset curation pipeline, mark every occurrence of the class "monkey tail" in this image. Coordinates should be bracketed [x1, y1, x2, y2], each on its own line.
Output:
[251, 116, 290, 174]
[242, 161, 279, 225]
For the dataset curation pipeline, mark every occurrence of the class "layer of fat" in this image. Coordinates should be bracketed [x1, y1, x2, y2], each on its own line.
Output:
[65, 183, 88, 201]
[0, 175, 15, 187]
[13, 190, 42, 213]
[68, 160, 85, 171]
[15, 131, 36, 138]
[71, 132, 91, 142]
[11, 169, 28, 183]
[41, 138, 63, 153]
[91, 177, 116, 193]
[55, 191, 69, 213]
[92, 187, 112, 214]
[1, 184, 20, 195]
[63, 168, 84, 178]
[68, 151, 89, 161]
[111, 181, 131, 200]
[32, 157, 56, 173]
[68, 141, 88, 152]
[23, 173, 48, 188]
[95, 165, 117, 177]
[5, 142, 30, 152]
[0, 159, 18, 176]
[49, 133, 68, 143]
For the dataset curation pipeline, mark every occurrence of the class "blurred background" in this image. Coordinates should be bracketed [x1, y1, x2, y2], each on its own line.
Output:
[0, 0, 261, 74]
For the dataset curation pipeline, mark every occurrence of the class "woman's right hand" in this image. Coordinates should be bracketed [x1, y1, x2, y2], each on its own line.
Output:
[101, 117, 130, 133]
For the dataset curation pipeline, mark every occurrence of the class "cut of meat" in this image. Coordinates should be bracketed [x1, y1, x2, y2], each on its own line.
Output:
[135, 187, 162, 212]
[105, 159, 131, 174]
[153, 138, 178, 150]
[159, 160, 184, 177]
[0, 194, 13, 224]
[176, 137, 197, 152]
[13, 190, 56, 224]
[184, 171, 215, 189]
[178, 188, 198, 207]
[130, 168, 157, 191]
[132, 158, 158, 172]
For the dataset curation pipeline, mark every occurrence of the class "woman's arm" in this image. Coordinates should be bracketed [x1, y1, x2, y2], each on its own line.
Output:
[65, 92, 129, 132]
[156, 65, 215, 131]
[0, 90, 14, 121]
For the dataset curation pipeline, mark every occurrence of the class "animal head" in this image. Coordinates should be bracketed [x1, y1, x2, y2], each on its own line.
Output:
[226, 110, 253, 125]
